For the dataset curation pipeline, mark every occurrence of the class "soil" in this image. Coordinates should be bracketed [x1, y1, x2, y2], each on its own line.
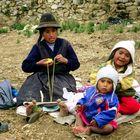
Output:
[0, 23, 140, 140]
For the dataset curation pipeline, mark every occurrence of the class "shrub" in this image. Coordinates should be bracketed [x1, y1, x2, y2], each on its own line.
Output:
[61, 19, 80, 31]
[85, 21, 95, 34]
[76, 24, 86, 33]
[11, 23, 25, 30]
[23, 29, 33, 38]
[98, 22, 109, 31]
[0, 27, 8, 34]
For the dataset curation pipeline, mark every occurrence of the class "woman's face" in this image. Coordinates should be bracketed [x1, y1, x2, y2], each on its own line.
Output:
[97, 78, 113, 94]
[113, 48, 131, 68]
[42, 27, 57, 44]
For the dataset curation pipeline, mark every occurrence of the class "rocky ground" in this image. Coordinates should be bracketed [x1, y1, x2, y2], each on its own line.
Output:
[0, 22, 140, 140]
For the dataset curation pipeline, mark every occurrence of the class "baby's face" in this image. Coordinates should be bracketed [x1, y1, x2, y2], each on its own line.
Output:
[113, 48, 131, 68]
[97, 78, 113, 94]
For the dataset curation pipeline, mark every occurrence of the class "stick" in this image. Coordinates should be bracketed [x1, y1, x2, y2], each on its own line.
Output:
[47, 64, 53, 102]
[23, 101, 58, 106]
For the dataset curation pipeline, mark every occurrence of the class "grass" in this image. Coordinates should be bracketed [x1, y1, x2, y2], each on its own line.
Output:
[0, 18, 140, 38]
[61, 20, 95, 34]
[127, 25, 140, 33]
[85, 22, 95, 34]
[113, 25, 124, 34]
[61, 19, 80, 31]
[136, 41, 140, 48]
[0, 27, 9, 34]
[16, 39, 20, 44]
[98, 22, 109, 31]
[23, 29, 33, 38]
[11, 23, 26, 30]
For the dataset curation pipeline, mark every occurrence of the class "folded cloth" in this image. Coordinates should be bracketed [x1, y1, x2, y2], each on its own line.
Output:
[42, 105, 59, 112]
[53, 114, 75, 125]
[116, 110, 140, 124]
[16, 105, 27, 116]
[0, 122, 9, 133]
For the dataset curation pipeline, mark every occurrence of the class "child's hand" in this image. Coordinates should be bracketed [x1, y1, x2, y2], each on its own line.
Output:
[85, 82, 92, 86]
[75, 104, 82, 112]
[90, 119, 97, 127]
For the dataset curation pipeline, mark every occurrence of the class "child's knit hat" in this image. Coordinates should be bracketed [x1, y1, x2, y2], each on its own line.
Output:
[96, 65, 119, 91]
[96, 66, 119, 101]
[110, 40, 135, 63]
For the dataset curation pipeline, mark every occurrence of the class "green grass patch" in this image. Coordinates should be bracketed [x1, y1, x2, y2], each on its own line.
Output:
[0, 27, 8, 34]
[113, 25, 124, 34]
[136, 41, 140, 48]
[98, 22, 109, 31]
[11, 23, 26, 30]
[127, 25, 140, 33]
[61, 20, 95, 34]
[61, 19, 80, 31]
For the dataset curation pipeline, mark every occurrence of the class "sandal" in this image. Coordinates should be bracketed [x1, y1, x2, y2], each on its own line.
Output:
[0, 122, 9, 133]
[26, 112, 40, 124]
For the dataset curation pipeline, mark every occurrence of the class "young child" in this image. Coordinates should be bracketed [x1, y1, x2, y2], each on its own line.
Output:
[90, 40, 140, 115]
[72, 66, 119, 135]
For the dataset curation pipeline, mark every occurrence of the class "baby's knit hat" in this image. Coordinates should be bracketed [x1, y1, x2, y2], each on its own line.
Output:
[110, 40, 135, 63]
[96, 65, 119, 89]
[96, 66, 119, 101]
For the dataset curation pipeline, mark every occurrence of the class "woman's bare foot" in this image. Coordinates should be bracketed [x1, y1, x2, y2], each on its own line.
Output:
[72, 126, 91, 135]
[25, 100, 36, 116]
[57, 99, 69, 117]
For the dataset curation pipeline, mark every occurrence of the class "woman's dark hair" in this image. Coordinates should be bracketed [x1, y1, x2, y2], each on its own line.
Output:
[37, 28, 46, 45]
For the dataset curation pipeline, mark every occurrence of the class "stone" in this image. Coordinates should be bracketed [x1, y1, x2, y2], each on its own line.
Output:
[51, 4, 58, 10]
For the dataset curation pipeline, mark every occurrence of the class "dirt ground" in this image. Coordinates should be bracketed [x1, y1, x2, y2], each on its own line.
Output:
[0, 22, 140, 140]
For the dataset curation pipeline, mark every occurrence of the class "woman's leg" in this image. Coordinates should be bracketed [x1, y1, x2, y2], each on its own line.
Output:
[119, 97, 140, 114]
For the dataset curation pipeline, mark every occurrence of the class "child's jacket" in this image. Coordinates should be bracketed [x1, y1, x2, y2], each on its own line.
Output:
[77, 86, 119, 128]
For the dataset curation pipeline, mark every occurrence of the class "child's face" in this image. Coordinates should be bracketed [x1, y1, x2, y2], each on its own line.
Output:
[42, 27, 57, 44]
[113, 48, 131, 68]
[97, 78, 113, 94]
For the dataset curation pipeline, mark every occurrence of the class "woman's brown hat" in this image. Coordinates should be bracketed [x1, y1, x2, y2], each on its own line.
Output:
[36, 13, 61, 30]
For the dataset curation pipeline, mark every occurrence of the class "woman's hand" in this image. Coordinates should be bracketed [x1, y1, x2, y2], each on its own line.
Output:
[36, 58, 53, 66]
[55, 54, 68, 64]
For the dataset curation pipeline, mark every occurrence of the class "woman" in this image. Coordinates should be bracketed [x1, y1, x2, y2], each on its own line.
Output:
[17, 13, 80, 105]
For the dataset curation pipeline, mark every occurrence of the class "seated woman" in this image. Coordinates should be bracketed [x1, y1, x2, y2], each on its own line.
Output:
[17, 13, 80, 106]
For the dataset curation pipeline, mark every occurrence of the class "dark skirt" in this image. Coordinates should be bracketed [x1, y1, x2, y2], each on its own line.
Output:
[16, 72, 76, 106]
